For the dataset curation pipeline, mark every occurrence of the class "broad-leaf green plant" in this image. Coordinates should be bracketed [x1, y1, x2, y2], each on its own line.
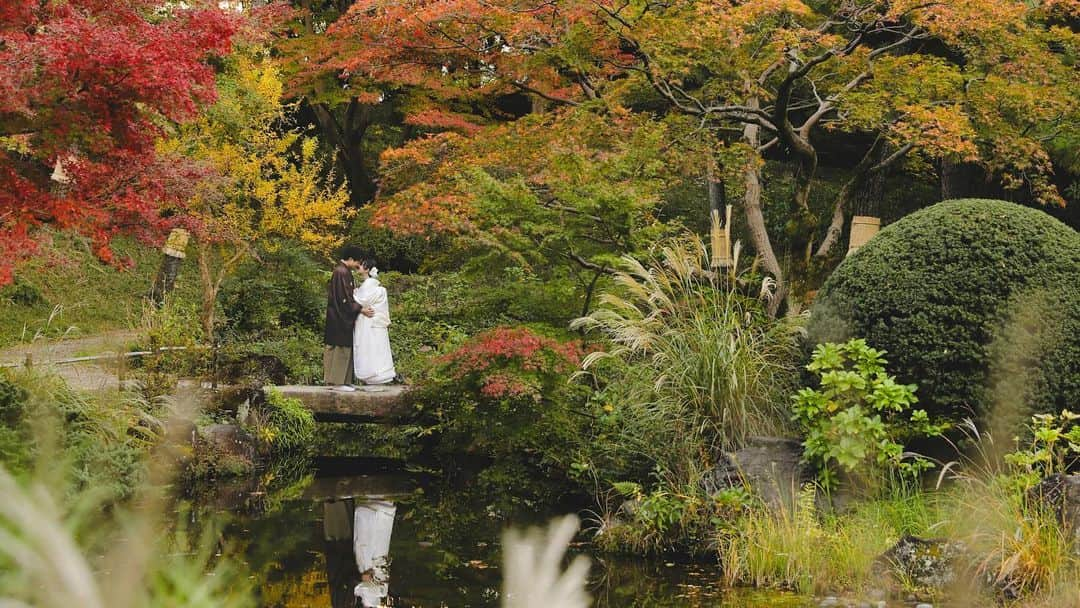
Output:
[792, 339, 947, 488]
[1004, 410, 1080, 489]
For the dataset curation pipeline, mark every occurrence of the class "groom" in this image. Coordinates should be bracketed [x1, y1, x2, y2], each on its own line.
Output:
[324, 246, 374, 392]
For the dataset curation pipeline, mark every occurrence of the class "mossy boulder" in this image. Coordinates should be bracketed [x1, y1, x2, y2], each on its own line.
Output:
[810, 199, 1080, 424]
[190, 423, 257, 478]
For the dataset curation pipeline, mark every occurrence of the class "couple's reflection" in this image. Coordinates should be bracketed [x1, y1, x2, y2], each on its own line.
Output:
[323, 498, 397, 607]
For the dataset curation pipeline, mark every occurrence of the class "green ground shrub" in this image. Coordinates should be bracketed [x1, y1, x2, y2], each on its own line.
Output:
[810, 199, 1080, 425]
[250, 389, 315, 453]
[792, 339, 947, 489]
[219, 241, 325, 337]
[0, 368, 160, 501]
[0, 281, 47, 307]
[0, 232, 202, 347]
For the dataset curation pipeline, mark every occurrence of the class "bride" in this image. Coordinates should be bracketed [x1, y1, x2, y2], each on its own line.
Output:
[352, 259, 397, 385]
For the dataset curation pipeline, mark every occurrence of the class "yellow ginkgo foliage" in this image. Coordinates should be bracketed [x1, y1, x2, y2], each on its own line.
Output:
[160, 49, 351, 337]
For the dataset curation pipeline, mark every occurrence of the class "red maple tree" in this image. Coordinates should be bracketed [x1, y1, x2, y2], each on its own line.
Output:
[0, 0, 248, 285]
[438, 326, 584, 400]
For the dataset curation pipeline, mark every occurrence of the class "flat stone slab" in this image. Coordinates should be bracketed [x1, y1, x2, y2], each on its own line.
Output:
[301, 474, 416, 501]
[265, 384, 415, 422]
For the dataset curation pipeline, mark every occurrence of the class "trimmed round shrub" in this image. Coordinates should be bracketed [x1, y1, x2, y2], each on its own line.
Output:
[809, 199, 1080, 424]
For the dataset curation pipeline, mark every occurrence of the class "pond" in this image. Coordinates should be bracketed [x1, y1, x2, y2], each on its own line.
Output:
[186, 456, 818, 608]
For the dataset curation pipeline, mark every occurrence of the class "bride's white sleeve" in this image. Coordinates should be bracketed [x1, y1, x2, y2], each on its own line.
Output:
[372, 288, 391, 328]
[354, 288, 372, 307]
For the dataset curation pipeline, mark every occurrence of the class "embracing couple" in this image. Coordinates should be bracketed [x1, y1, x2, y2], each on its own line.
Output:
[323, 246, 398, 392]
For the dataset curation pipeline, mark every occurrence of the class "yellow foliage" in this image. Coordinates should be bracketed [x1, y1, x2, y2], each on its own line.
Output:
[161, 50, 351, 256]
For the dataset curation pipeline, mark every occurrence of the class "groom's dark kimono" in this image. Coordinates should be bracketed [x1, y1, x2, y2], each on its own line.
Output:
[324, 262, 362, 385]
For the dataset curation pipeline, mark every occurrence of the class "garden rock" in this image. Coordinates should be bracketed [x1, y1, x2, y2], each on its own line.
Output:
[1027, 474, 1080, 549]
[875, 535, 967, 591]
[191, 423, 257, 476]
[617, 498, 640, 520]
[703, 436, 806, 509]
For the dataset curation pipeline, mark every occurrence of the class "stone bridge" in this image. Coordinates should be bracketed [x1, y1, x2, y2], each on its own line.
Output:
[265, 384, 415, 423]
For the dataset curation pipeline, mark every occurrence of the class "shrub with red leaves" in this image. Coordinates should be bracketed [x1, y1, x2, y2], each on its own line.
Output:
[438, 326, 583, 402]
[421, 325, 590, 466]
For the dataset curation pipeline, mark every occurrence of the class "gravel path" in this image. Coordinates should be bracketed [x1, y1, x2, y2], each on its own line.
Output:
[0, 329, 144, 391]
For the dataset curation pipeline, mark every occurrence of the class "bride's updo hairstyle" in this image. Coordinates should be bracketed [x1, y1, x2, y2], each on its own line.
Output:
[361, 258, 378, 273]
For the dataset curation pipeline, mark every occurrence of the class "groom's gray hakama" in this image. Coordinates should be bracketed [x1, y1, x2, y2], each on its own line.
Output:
[323, 345, 354, 386]
[324, 263, 362, 385]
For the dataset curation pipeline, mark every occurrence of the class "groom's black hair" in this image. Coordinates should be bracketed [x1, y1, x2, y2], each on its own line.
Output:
[338, 244, 364, 262]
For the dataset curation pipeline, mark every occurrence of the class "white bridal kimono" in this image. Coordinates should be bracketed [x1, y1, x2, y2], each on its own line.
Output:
[353, 277, 397, 385]
[353, 500, 397, 607]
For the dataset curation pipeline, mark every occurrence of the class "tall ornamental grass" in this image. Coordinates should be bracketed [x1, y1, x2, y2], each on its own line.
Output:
[937, 420, 1080, 603]
[572, 236, 803, 487]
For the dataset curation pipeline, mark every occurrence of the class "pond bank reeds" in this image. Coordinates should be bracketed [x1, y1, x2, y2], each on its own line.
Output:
[573, 237, 804, 490]
[0, 368, 255, 607]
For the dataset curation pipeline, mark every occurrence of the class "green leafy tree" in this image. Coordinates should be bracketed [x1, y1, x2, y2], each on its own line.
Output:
[160, 49, 350, 337]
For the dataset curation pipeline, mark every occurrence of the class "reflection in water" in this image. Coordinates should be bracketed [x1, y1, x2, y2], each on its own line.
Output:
[322, 498, 398, 608]
[353, 500, 396, 607]
[197, 467, 816, 607]
[324, 498, 359, 608]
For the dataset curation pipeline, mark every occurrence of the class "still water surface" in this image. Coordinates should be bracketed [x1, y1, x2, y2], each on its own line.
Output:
[190, 457, 816, 608]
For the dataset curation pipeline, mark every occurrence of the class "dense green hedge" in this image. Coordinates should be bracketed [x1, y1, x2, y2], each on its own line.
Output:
[810, 199, 1080, 424]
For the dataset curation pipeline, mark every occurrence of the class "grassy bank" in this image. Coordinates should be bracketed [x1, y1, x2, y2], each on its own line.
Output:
[590, 420, 1080, 607]
[0, 232, 202, 348]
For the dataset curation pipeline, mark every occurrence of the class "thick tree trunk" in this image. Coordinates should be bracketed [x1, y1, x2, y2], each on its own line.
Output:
[741, 98, 786, 317]
[311, 100, 377, 206]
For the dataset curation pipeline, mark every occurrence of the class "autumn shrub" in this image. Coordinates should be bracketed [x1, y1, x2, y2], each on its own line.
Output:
[811, 199, 1080, 425]
[420, 326, 589, 465]
[380, 269, 582, 385]
[572, 237, 804, 490]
